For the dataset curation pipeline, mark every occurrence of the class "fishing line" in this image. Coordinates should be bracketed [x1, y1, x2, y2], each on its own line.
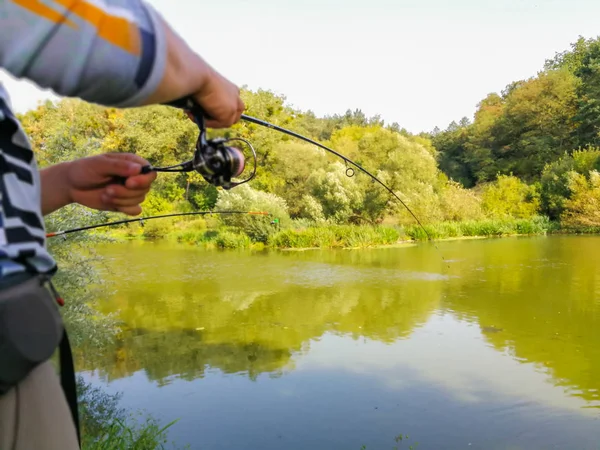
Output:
[46, 210, 271, 238]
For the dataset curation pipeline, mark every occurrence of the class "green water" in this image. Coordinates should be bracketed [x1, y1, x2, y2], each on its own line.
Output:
[78, 235, 600, 450]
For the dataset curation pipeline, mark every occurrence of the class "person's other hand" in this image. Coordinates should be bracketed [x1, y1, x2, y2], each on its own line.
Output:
[191, 67, 245, 129]
[65, 153, 157, 216]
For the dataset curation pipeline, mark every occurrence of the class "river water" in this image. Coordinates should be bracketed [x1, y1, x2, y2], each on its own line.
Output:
[77, 235, 600, 449]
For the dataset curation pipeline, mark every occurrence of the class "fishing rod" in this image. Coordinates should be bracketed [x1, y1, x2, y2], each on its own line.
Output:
[46, 210, 271, 238]
[148, 96, 436, 244]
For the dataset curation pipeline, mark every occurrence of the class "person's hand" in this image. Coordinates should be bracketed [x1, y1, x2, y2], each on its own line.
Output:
[191, 67, 245, 129]
[65, 153, 157, 216]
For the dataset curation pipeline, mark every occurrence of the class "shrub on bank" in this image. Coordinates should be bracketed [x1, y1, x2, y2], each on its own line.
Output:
[215, 230, 252, 249]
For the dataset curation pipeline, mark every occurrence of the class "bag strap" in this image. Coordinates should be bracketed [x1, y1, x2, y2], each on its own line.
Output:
[59, 329, 81, 448]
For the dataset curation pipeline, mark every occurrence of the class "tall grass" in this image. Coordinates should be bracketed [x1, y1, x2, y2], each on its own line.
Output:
[268, 216, 554, 249]
[83, 416, 182, 450]
[269, 224, 403, 249]
[104, 215, 562, 250]
[405, 215, 555, 241]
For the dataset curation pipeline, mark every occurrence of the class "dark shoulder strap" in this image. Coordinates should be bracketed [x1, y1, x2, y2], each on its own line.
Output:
[60, 330, 81, 448]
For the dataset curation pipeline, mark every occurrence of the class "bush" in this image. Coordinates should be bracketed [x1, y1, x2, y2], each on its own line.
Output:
[481, 174, 540, 219]
[215, 184, 290, 242]
[439, 180, 485, 221]
[142, 219, 174, 240]
[561, 170, 600, 228]
[540, 147, 600, 220]
[215, 230, 252, 249]
[140, 191, 173, 217]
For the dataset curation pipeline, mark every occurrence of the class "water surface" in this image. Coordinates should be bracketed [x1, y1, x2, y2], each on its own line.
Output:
[78, 235, 600, 449]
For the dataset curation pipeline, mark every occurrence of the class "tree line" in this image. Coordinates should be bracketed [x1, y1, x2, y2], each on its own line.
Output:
[431, 35, 600, 227]
[18, 34, 600, 238]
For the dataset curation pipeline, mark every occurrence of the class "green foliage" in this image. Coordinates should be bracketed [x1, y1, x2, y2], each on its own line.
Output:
[45, 205, 120, 348]
[142, 219, 175, 240]
[305, 162, 365, 224]
[544, 36, 597, 73]
[21, 39, 600, 253]
[141, 191, 174, 216]
[266, 140, 329, 216]
[481, 175, 540, 219]
[540, 147, 600, 220]
[433, 68, 580, 185]
[215, 230, 252, 249]
[269, 224, 402, 248]
[431, 35, 600, 189]
[561, 170, 600, 228]
[571, 38, 600, 148]
[406, 216, 552, 241]
[215, 184, 290, 242]
[438, 180, 485, 221]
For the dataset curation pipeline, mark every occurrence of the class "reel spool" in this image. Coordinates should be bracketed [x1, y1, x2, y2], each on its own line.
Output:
[138, 97, 257, 190]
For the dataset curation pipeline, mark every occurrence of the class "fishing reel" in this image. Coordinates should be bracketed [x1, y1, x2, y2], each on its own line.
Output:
[140, 97, 257, 190]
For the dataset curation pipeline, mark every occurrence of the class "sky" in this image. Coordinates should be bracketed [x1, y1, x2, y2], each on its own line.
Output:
[1, 0, 600, 133]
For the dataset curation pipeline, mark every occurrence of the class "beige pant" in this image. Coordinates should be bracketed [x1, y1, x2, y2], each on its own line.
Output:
[0, 360, 80, 450]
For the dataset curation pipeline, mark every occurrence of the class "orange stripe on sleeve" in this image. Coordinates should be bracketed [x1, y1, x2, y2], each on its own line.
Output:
[12, 0, 77, 28]
[52, 0, 141, 55]
[12, 0, 140, 55]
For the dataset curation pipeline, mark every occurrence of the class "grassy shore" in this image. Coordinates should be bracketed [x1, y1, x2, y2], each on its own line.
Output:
[88, 214, 592, 251]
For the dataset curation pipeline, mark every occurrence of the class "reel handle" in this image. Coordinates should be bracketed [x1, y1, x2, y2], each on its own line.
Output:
[164, 96, 209, 128]
[114, 165, 154, 186]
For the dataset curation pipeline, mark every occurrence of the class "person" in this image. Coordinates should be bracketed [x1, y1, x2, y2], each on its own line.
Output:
[0, 0, 245, 448]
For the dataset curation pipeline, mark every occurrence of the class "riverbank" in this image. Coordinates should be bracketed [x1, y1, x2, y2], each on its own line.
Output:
[90, 215, 599, 251]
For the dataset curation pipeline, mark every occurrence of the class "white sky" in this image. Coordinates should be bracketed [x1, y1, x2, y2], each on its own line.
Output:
[1, 0, 599, 133]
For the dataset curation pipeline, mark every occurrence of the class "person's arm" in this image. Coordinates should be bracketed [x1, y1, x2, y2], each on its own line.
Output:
[39, 162, 72, 216]
[0, 0, 243, 127]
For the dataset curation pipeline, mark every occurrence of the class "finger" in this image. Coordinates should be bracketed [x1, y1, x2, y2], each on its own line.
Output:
[205, 113, 237, 129]
[93, 154, 145, 179]
[101, 186, 149, 204]
[103, 152, 151, 167]
[102, 194, 148, 208]
[107, 196, 147, 207]
[117, 172, 157, 190]
[116, 205, 142, 216]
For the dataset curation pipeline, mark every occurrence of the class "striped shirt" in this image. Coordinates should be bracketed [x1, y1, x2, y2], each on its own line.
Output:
[0, 0, 167, 278]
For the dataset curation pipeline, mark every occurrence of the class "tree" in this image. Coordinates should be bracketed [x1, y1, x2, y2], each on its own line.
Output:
[561, 170, 600, 228]
[572, 39, 600, 148]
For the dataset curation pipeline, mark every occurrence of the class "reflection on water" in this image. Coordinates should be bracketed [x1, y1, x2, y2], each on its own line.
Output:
[77, 235, 600, 449]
